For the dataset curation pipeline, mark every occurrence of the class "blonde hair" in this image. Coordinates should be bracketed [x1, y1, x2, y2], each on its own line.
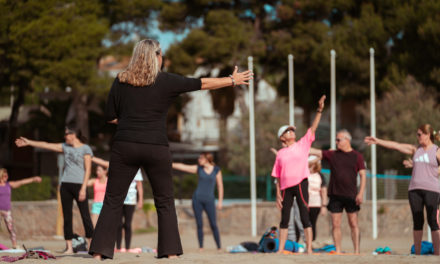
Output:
[0, 168, 6, 179]
[117, 39, 161, 87]
[309, 161, 322, 174]
[418, 124, 440, 142]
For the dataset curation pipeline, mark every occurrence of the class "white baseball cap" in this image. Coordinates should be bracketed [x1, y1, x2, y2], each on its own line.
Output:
[277, 125, 296, 139]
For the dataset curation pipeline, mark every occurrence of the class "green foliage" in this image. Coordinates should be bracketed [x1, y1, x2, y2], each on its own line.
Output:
[11, 176, 52, 201]
[19, 98, 71, 142]
[161, 0, 440, 114]
[172, 173, 197, 199]
[359, 76, 440, 173]
[1, 0, 108, 92]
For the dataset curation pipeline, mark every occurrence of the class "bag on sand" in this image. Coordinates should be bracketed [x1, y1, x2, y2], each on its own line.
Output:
[257, 226, 278, 252]
[72, 234, 88, 253]
[411, 241, 434, 255]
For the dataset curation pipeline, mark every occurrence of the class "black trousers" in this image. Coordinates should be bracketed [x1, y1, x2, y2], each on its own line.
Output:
[116, 204, 136, 249]
[89, 141, 182, 259]
[59, 182, 94, 240]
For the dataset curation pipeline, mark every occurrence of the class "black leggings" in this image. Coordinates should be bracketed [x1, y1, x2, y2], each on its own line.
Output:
[89, 141, 181, 259]
[116, 204, 136, 249]
[408, 189, 440, 231]
[60, 182, 94, 240]
[280, 179, 311, 229]
[309, 207, 321, 241]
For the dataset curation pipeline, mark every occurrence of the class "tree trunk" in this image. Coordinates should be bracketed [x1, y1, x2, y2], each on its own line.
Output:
[66, 92, 90, 142]
[218, 116, 228, 167]
[2, 85, 26, 164]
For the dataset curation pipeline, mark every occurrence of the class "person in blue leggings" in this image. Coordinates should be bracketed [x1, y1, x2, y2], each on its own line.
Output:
[173, 153, 224, 251]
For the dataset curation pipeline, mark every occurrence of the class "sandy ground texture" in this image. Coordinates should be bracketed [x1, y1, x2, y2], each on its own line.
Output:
[1, 231, 440, 263]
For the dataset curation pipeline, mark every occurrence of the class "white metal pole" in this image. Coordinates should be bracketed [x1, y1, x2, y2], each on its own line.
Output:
[370, 48, 378, 240]
[288, 54, 295, 125]
[248, 56, 257, 237]
[428, 226, 432, 242]
[330, 50, 336, 150]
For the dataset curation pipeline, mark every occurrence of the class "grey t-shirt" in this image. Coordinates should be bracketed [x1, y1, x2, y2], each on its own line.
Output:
[61, 143, 93, 184]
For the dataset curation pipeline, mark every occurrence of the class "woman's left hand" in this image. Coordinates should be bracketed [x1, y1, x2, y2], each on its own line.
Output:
[217, 201, 223, 210]
[231, 66, 253, 86]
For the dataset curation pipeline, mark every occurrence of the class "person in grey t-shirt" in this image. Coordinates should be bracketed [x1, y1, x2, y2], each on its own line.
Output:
[365, 123, 440, 256]
[15, 126, 94, 253]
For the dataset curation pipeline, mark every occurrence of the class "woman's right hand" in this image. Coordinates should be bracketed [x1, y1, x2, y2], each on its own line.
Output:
[231, 66, 253, 86]
[15, 137, 30, 147]
[364, 136, 378, 145]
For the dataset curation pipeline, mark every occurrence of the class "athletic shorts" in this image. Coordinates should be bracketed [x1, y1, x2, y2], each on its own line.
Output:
[327, 195, 360, 213]
[91, 202, 103, 215]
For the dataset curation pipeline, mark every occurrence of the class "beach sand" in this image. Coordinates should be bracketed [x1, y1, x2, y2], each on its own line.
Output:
[1, 231, 440, 263]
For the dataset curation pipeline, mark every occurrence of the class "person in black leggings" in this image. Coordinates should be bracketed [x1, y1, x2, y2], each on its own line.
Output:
[116, 169, 143, 252]
[15, 126, 94, 253]
[173, 153, 224, 251]
[89, 39, 252, 260]
[365, 124, 440, 255]
[272, 96, 325, 254]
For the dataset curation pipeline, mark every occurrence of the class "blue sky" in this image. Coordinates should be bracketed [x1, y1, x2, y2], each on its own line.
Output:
[150, 20, 189, 52]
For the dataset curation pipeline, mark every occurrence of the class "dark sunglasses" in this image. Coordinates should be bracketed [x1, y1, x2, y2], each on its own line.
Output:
[336, 138, 343, 142]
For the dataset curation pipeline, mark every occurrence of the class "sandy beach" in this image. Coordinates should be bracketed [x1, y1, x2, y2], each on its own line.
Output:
[1, 231, 440, 263]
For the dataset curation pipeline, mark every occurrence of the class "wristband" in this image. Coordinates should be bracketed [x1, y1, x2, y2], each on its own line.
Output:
[317, 108, 323, 113]
[229, 75, 236, 87]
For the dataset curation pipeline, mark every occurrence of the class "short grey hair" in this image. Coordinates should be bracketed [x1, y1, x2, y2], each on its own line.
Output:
[337, 129, 352, 141]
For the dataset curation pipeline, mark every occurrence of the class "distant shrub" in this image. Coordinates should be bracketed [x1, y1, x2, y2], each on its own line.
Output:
[11, 176, 52, 201]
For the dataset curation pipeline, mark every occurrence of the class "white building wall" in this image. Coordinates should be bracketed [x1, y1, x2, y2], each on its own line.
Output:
[180, 72, 279, 145]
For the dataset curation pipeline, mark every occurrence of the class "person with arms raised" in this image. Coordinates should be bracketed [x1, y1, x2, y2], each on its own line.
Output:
[89, 39, 252, 260]
[272, 95, 326, 254]
[365, 124, 440, 255]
